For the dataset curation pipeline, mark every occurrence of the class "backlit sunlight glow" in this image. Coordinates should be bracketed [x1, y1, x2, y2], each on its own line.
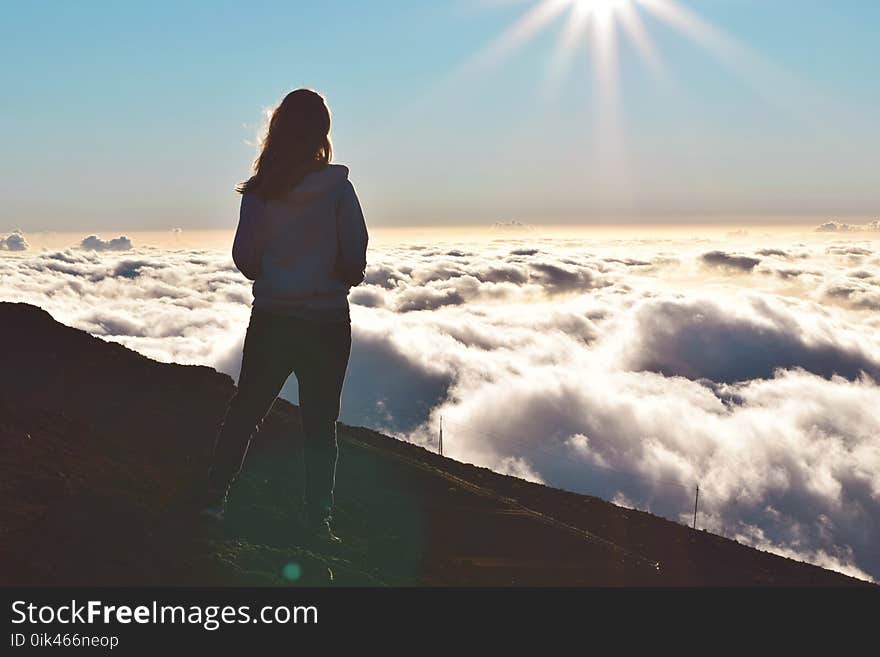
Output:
[467, 0, 764, 198]
[477, 0, 726, 90]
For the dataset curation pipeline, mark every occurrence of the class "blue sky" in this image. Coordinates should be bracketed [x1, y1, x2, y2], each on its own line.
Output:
[1, 0, 878, 230]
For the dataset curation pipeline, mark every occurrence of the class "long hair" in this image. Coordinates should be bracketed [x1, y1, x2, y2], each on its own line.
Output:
[236, 89, 333, 199]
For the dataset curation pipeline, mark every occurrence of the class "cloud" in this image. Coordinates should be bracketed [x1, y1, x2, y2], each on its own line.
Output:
[0, 231, 29, 252]
[824, 282, 880, 312]
[815, 220, 880, 233]
[492, 220, 534, 231]
[112, 259, 159, 279]
[604, 257, 652, 267]
[2, 247, 250, 366]
[2, 230, 879, 581]
[348, 286, 386, 308]
[700, 250, 761, 272]
[80, 235, 133, 251]
[756, 248, 789, 257]
[622, 295, 880, 383]
[772, 268, 807, 279]
[528, 261, 604, 293]
[395, 282, 470, 311]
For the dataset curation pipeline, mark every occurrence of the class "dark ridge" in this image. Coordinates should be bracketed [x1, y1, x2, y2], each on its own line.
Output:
[0, 302, 869, 586]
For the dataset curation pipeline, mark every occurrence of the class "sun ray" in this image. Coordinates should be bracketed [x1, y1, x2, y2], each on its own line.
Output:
[634, 0, 744, 65]
[471, 0, 572, 71]
[545, 2, 593, 93]
[589, 3, 630, 200]
[617, 1, 666, 79]
[469, 0, 820, 105]
[634, 0, 831, 121]
[447, 0, 837, 205]
[591, 4, 619, 92]
[356, 0, 830, 168]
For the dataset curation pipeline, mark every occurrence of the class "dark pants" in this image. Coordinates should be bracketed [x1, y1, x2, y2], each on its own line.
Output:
[208, 308, 352, 526]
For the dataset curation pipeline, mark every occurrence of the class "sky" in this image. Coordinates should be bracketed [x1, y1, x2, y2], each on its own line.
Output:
[1, 0, 879, 231]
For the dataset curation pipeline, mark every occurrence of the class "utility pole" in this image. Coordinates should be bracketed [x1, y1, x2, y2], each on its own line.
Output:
[692, 484, 700, 530]
[438, 415, 443, 456]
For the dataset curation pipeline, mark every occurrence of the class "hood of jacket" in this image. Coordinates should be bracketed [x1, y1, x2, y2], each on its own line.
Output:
[281, 164, 350, 206]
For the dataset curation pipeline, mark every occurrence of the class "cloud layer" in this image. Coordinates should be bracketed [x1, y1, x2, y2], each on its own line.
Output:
[80, 235, 133, 251]
[2, 229, 879, 581]
[0, 231, 29, 251]
[816, 220, 880, 233]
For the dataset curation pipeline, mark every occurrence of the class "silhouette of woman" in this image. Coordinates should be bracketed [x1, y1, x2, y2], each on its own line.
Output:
[203, 89, 368, 545]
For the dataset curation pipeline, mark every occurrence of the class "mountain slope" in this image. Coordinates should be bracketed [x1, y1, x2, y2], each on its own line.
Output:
[0, 302, 868, 586]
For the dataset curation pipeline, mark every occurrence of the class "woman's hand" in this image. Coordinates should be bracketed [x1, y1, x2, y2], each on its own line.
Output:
[333, 262, 366, 287]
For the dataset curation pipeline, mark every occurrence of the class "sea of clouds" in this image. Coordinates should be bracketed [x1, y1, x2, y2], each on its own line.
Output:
[2, 225, 879, 581]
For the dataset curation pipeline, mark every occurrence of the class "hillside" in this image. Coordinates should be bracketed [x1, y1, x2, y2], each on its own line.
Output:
[0, 302, 869, 586]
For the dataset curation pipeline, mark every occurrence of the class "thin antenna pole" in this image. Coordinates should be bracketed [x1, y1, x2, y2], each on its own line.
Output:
[438, 415, 443, 456]
[692, 484, 700, 530]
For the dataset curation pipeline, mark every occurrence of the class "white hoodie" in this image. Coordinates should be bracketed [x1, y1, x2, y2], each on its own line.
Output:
[232, 164, 368, 322]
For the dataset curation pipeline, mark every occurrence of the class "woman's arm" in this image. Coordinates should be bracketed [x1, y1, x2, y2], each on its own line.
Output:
[334, 180, 369, 286]
[232, 193, 268, 280]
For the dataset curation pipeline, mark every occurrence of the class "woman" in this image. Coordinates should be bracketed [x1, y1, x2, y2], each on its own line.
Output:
[202, 89, 368, 546]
